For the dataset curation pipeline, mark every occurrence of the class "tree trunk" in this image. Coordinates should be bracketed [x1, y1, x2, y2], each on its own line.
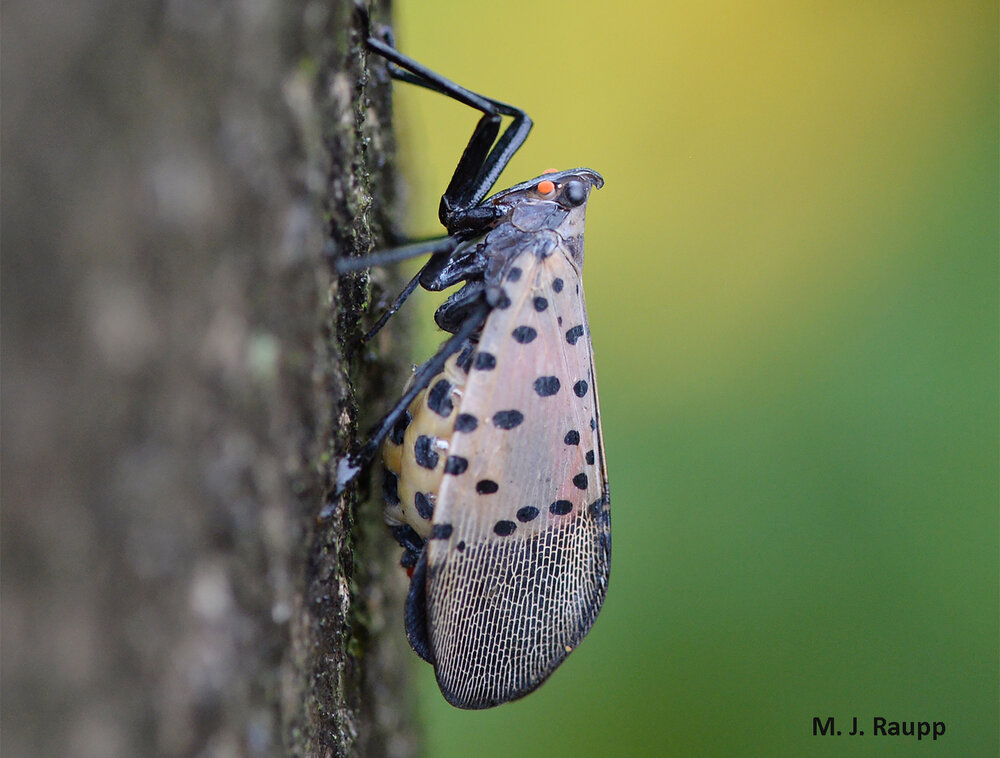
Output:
[2, 0, 417, 755]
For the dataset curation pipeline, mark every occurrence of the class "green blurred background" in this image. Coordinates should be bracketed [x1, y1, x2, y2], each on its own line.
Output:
[387, 2, 997, 755]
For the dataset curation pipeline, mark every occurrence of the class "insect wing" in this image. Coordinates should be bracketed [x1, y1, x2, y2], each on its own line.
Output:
[423, 246, 610, 709]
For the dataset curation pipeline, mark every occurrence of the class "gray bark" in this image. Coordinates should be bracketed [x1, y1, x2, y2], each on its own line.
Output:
[2, 0, 418, 755]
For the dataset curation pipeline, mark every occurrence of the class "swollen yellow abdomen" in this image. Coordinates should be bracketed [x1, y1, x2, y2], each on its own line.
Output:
[382, 351, 469, 538]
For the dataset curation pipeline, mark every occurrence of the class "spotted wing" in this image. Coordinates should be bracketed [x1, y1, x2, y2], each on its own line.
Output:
[422, 245, 611, 709]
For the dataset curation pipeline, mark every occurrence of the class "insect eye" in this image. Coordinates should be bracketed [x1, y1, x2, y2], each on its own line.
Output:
[536, 179, 556, 197]
[564, 180, 586, 207]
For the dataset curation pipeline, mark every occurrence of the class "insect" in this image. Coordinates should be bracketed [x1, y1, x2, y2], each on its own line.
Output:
[335, 24, 610, 709]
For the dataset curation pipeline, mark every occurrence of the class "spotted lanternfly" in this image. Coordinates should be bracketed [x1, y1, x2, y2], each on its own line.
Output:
[335, 23, 610, 710]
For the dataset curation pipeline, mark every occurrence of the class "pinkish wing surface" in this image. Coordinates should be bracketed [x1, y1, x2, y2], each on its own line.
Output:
[424, 245, 610, 709]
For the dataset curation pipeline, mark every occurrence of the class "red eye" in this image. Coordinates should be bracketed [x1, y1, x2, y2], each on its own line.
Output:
[537, 179, 555, 195]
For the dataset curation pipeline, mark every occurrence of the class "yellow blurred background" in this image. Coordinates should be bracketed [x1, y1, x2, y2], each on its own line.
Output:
[387, 2, 997, 755]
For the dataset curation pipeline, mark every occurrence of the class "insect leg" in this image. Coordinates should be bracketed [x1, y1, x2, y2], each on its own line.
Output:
[334, 235, 457, 274]
[366, 37, 533, 223]
[433, 281, 488, 333]
[334, 300, 490, 494]
[367, 36, 505, 122]
[357, 268, 421, 344]
[337, 237, 459, 346]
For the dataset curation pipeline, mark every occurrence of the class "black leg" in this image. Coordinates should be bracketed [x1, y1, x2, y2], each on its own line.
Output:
[442, 113, 503, 213]
[359, 269, 422, 344]
[367, 36, 513, 119]
[466, 110, 531, 210]
[382, 65, 530, 213]
[337, 237, 457, 348]
[366, 36, 533, 225]
[334, 299, 490, 494]
[335, 235, 456, 274]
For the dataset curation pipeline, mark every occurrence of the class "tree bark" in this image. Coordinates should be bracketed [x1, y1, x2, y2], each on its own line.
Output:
[2, 0, 417, 756]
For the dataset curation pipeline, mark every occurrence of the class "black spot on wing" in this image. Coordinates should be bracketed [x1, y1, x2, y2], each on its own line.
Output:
[474, 352, 496, 370]
[564, 430, 580, 445]
[431, 524, 453, 539]
[566, 325, 584, 345]
[516, 506, 539, 522]
[549, 500, 573, 515]
[573, 379, 588, 397]
[444, 456, 468, 475]
[493, 410, 524, 429]
[476, 479, 499, 494]
[454, 413, 478, 433]
[507, 267, 522, 282]
[573, 473, 589, 490]
[553, 277, 564, 293]
[512, 326, 537, 344]
[534, 376, 560, 397]
[586, 449, 595, 465]
[493, 520, 516, 536]
[533, 296, 548, 311]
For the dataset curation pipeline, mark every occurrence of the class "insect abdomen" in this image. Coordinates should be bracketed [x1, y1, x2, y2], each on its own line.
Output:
[382, 348, 471, 541]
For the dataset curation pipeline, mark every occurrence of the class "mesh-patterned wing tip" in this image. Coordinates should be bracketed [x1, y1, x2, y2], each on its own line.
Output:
[422, 512, 610, 709]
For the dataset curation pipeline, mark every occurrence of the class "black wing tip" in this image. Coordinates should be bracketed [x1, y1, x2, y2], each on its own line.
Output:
[404, 550, 435, 664]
